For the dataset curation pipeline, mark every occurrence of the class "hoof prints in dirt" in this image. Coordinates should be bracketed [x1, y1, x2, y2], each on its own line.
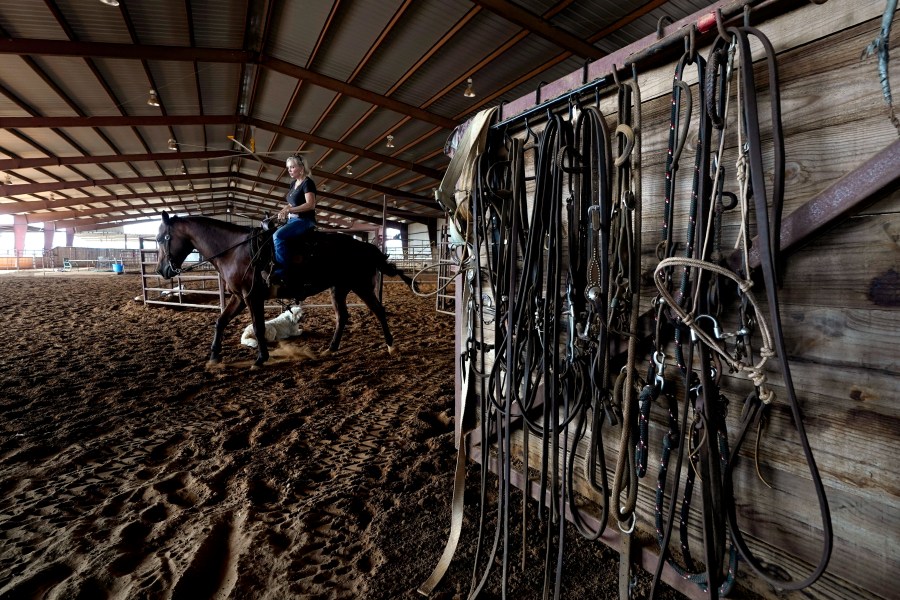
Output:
[277, 398, 410, 597]
[171, 513, 242, 600]
[1, 277, 459, 599]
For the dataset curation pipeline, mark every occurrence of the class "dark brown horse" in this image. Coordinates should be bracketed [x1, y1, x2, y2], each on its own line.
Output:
[155, 211, 417, 367]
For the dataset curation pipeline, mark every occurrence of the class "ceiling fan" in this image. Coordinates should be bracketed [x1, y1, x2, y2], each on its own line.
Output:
[226, 134, 268, 170]
[171, 129, 311, 172]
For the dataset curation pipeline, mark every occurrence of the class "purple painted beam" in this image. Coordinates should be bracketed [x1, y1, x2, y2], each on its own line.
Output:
[732, 138, 900, 270]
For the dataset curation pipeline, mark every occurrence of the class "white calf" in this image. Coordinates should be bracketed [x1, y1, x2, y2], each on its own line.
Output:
[240, 306, 304, 349]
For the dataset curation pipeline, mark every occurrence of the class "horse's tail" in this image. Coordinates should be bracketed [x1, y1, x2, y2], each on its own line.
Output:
[377, 251, 419, 294]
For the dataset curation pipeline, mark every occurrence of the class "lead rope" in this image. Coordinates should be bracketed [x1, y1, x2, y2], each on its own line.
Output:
[648, 34, 738, 598]
[604, 67, 642, 600]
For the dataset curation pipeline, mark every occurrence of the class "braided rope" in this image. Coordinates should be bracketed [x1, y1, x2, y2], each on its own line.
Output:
[654, 256, 776, 404]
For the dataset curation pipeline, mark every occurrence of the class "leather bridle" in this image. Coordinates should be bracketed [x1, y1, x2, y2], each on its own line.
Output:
[157, 219, 255, 277]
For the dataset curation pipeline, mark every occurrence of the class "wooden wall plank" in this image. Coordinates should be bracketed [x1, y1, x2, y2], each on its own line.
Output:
[778, 204, 900, 308]
[508, 423, 897, 599]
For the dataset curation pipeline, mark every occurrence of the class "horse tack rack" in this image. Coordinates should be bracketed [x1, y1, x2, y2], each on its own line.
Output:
[138, 235, 226, 310]
[434, 0, 900, 599]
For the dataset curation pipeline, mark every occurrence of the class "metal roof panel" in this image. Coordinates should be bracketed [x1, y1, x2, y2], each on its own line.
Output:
[0, 4, 66, 39]
[310, 0, 417, 86]
[123, 0, 190, 46]
[264, 2, 335, 67]
[0, 56, 79, 118]
[53, 0, 132, 44]
[191, 0, 249, 48]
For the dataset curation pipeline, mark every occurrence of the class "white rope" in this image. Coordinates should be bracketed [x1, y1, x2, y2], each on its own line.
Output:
[654, 256, 776, 404]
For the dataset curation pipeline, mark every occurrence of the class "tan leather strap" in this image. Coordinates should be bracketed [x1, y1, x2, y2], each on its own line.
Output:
[417, 349, 476, 596]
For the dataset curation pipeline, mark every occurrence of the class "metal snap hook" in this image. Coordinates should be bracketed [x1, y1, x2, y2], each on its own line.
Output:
[618, 511, 636, 534]
[653, 351, 667, 387]
[690, 313, 724, 342]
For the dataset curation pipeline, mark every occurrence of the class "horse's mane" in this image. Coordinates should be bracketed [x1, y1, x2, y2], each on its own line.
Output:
[171, 214, 253, 235]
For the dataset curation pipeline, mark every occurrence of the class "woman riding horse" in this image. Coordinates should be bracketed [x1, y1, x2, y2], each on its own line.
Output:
[155, 211, 418, 368]
[271, 153, 317, 285]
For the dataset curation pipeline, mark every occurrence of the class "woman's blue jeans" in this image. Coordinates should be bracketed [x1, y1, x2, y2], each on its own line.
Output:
[273, 218, 314, 275]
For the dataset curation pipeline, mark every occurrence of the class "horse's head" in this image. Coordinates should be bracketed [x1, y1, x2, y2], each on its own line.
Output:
[156, 212, 194, 279]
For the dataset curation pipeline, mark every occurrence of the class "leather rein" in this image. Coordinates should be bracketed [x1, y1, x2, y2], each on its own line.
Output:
[158, 220, 267, 276]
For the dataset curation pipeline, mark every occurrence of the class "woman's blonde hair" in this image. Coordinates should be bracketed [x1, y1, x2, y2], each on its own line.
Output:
[286, 153, 310, 172]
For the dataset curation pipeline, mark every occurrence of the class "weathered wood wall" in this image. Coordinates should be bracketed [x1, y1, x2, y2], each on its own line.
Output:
[456, 1, 899, 598]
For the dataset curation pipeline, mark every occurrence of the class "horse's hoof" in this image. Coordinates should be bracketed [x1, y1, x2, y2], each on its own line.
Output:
[208, 357, 222, 365]
[386, 344, 394, 355]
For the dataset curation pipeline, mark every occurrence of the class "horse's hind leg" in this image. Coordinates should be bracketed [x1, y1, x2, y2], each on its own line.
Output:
[211, 295, 245, 363]
[354, 285, 394, 353]
[328, 287, 351, 353]
[248, 295, 270, 367]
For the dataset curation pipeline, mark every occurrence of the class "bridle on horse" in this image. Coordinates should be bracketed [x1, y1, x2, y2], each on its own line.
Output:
[157, 219, 265, 276]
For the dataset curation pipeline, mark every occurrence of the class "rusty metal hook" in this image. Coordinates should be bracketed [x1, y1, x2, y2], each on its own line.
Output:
[686, 25, 697, 60]
[536, 80, 548, 105]
[715, 8, 729, 39]
[656, 15, 674, 39]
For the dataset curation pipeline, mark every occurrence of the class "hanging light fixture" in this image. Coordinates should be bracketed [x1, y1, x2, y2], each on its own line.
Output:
[320, 184, 328, 192]
[180, 165, 187, 175]
[99, 0, 120, 6]
[4, 173, 11, 184]
[346, 165, 353, 175]
[167, 138, 177, 151]
[463, 77, 476, 98]
[147, 89, 160, 107]
[386, 135, 395, 149]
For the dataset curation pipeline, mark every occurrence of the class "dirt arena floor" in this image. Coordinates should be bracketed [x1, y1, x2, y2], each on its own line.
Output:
[0, 270, 690, 599]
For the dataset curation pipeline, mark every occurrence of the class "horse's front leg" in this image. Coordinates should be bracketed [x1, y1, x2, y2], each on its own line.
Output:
[248, 295, 269, 368]
[210, 295, 245, 364]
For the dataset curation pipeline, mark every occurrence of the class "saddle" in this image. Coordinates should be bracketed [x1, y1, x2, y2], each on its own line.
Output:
[256, 218, 321, 287]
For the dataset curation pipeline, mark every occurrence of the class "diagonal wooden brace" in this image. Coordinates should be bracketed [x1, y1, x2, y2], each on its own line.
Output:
[729, 138, 900, 272]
